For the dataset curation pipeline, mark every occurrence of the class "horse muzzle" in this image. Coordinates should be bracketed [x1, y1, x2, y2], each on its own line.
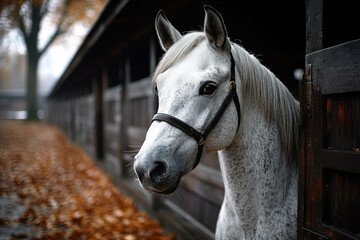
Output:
[134, 158, 183, 194]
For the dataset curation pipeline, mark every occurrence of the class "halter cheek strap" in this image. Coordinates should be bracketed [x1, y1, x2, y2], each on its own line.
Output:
[152, 52, 241, 170]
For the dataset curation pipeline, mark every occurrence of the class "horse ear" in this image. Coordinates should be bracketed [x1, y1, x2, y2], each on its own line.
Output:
[203, 5, 229, 50]
[155, 10, 182, 51]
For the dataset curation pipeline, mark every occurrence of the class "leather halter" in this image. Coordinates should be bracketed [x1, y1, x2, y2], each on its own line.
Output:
[152, 52, 241, 170]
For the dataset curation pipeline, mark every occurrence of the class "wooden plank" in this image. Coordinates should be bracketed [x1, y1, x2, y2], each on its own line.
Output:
[191, 164, 223, 189]
[320, 150, 360, 174]
[129, 97, 150, 127]
[94, 74, 105, 160]
[306, 39, 360, 95]
[104, 86, 122, 163]
[76, 94, 96, 158]
[127, 78, 154, 128]
[302, 227, 328, 240]
[319, 224, 360, 240]
[162, 199, 215, 240]
[324, 93, 360, 152]
[303, 70, 324, 231]
[127, 77, 153, 99]
[127, 126, 147, 148]
[105, 85, 122, 101]
[323, 170, 360, 237]
[297, 73, 307, 240]
[181, 171, 224, 207]
[119, 56, 130, 177]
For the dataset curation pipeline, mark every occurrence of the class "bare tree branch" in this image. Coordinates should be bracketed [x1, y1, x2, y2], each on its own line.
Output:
[38, 0, 72, 57]
[18, 14, 29, 47]
[40, 0, 50, 18]
[38, 26, 63, 57]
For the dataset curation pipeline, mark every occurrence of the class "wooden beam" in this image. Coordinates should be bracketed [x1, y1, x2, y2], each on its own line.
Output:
[306, 39, 360, 95]
[306, 0, 323, 54]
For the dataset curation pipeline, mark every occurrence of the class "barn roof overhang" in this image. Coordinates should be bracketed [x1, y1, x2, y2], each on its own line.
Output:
[48, 0, 306, 98]
[48, 0, 187, 98]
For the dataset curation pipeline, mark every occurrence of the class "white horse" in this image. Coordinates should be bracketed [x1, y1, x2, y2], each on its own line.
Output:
[134, 6, 299, 240]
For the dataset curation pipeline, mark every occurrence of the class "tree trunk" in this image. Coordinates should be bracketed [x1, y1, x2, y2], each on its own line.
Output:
[26, 54, 39, 121]
[25, 5, 41, 121]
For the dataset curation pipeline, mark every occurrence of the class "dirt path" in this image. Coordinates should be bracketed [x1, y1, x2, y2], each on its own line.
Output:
[0, 121, 175, 240]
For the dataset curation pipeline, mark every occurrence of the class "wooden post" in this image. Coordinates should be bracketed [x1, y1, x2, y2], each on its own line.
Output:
[149, 36, 157, 121]
[94, 68, 106, 160]
[119, 56, 130, 177]
[305, 0, 323, 54]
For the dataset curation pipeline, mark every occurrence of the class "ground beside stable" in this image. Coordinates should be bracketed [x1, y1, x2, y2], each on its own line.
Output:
[0, 121, 175, 240]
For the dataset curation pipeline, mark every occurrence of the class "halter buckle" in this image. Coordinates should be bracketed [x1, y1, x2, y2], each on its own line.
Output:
[229, 81, 236, 90]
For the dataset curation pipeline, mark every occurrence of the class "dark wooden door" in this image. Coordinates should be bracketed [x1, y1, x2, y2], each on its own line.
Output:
[298, 38, 360, 240]
[298, 0, 360, 238]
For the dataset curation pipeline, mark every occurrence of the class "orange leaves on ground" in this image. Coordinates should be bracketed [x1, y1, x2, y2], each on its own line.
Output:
[0, 121, 175, 240]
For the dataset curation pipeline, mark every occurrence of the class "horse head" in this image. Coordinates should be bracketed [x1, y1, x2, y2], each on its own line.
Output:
[134, 6, 241, 194]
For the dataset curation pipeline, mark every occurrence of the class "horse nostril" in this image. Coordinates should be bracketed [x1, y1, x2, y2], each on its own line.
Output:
[149, 161, 168, 183]
[134, 163, 145, 182]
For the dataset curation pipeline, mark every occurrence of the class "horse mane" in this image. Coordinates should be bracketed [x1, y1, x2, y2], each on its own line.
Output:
[231, 44, 299, 162]
[152, 32, 299, 162]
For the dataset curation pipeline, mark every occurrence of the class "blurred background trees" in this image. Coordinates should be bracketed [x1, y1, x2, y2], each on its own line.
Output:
[0, 0, 107, 120]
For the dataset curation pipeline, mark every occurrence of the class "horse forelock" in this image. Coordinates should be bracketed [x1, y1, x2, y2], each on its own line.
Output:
[152, 32, 206, 85]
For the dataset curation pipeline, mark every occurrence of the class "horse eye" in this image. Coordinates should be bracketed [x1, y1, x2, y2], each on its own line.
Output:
[200, 82, 217, 95]
[154, 85, 158, 95]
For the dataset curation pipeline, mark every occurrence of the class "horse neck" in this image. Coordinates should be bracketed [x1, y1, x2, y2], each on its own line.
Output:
[218, 98, 298, 235]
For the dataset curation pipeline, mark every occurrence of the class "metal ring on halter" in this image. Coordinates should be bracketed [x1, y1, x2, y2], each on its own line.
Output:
[229, 81, 236, 90]
[198, 137, 205, 146]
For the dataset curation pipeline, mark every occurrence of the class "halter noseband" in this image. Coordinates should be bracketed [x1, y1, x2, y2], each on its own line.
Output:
[152, 52, 241, 170]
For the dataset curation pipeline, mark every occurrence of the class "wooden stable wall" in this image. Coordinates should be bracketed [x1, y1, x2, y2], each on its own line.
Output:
[46, 34, 222, 240]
